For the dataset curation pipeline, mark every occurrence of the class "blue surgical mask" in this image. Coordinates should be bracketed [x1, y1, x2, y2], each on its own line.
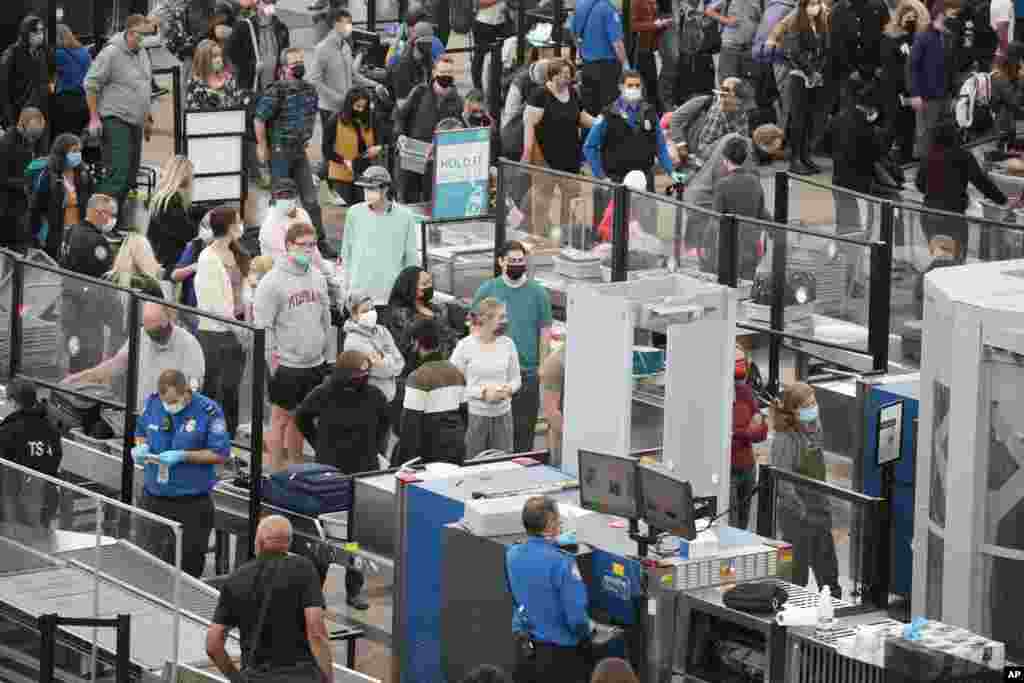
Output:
[798, 405, 819, 424]
[66, 152, 83, 169]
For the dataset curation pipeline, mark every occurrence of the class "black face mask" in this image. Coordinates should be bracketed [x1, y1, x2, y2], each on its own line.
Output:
[291, 63, 306, 79]
[506, 264, 527, 281]
[420, 286, 434, 303]
[467, 113, 489, 127]
[146, 324, 173, 345]
[435, 75, 454, 89]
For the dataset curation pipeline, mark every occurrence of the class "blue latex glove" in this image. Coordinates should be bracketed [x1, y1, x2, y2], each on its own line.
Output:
[555, 531, 577, 547]
[130, 444, 149, 464]
[671, 171, 688, 185]
[158, 450, 187, 467]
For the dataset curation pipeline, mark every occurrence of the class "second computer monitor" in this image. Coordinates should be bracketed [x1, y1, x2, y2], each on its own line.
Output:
[637, 463, 696, 540]
[578, 450, 639, 519]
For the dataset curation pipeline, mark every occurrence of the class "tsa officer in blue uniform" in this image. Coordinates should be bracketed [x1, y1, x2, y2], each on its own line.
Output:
[506, 496, 593, 683]
[571, 0, 630, 116]
[132, 368, 230, 578]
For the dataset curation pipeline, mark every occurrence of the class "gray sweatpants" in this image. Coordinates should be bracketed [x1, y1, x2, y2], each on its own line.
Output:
[465, 413, 514, 459]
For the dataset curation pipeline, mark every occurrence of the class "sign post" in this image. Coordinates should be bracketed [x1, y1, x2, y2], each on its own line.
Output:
[432, 127, 491, 219]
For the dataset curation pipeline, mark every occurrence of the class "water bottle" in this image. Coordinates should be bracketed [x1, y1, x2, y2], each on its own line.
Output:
[816, 586, 835, 636]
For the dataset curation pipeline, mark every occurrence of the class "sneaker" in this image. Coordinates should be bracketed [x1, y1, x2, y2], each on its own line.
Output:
[346, 594, 370, 611]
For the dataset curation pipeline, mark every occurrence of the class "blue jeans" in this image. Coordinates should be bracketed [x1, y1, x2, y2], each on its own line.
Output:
[270, 144, 324, 241]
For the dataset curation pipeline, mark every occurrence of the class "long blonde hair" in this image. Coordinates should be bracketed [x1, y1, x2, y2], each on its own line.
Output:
[151, 156, 193, 215]
[885, 0, 929, 35]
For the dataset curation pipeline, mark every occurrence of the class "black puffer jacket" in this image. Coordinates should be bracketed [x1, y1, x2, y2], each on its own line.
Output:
[829, 0, 890, 79]
[395, 359, 467, 466]
[0, 17, 49, 126]
[295, 369, 390, 476]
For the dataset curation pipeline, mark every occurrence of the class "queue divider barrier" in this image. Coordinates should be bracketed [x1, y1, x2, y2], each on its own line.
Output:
[0, 247, 268, 564]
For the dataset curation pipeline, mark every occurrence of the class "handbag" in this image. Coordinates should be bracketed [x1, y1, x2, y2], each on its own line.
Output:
[241, 559, 323, 683]
[722, 581, 788, 613]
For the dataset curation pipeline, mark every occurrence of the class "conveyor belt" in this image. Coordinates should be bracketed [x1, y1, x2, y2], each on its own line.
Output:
[59, 542, 221, 622]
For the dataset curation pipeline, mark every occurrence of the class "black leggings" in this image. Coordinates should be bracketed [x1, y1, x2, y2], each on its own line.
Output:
[788, 76, 823, 160]
[471, 21, 504, 91]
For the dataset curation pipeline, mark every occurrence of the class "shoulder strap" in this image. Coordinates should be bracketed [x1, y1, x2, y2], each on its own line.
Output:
[244, 18, 262, 91]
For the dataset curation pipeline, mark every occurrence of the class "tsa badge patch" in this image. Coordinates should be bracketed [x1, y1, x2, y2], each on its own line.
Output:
[67, 336, 80, 357]
[211, 418, 227, 434]
[94, 245, 108, 262]
[184, 418, 197, 433]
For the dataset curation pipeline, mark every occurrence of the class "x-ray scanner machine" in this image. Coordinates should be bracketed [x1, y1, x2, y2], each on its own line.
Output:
[561, 274, 737, 512]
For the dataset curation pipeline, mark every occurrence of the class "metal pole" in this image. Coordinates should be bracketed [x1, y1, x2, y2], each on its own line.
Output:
[553, 0, 564, 45]
[517, 0, 528, 65]
[121, 296, 141, 504]
[717, 214, 739, 288]
[173, 68, 183, 156]
[116, 614, 131, 683]
[170, 528, 182, 683]
[91, 504, 104, 682]
[494, 161, 508, 276]
[368, 0, 377, 33]
[8, 258, 24, 380]
[868, 203, 894, 373]
[622, 0, 632, 64]
[611, 184, 630, 282]
[754, 466, 776, 538]
[38, 614, 56, 683]
[248, 329, 267, 560]
[768, 172, 789, 394]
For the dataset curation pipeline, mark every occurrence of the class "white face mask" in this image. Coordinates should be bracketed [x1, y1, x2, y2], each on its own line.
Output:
[622, 87, 643, 103]
[198, 225, 214, 242]
[163, 400, 186, 415]
[101, 218, 117, 233]
[275, 198, 297, 214]
[359, 309, 378, 328]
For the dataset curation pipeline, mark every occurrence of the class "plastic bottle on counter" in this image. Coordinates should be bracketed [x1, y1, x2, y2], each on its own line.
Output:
[815, 586, 835, 636]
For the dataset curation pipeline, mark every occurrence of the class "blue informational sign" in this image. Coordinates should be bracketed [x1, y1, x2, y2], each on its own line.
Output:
[432, 127, 491, 219]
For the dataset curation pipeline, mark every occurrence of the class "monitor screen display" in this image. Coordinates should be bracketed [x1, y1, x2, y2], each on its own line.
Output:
[578, 450, 639, 519]
[637, 463, 696, 540]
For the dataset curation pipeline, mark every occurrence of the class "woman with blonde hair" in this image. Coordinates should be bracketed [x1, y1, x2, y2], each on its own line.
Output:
[148, 155, 198, 272]
[769, 381, 841, 598]
[53, 24, 92, 139]
[108, 233, 164, 298]
[880, 0, 929, 164]
[186, 38, 247, 111]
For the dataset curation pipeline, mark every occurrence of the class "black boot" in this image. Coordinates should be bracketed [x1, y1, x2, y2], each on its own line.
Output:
[801, 154, 822, 174]
[789, 137, 815, 175]
[345, 559, 369, 610]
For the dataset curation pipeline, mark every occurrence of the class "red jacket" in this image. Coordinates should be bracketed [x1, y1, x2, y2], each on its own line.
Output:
[732, 382, 767, 470]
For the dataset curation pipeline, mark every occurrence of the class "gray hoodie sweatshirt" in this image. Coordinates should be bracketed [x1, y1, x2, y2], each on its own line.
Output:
[342, 319, 405, 401]
[253, 259, 332, 369]
[310, 30, 380, 114]
[84, 33, 152, 127]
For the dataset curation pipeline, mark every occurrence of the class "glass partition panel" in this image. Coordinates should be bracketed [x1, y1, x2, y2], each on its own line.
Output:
[423, 218, 497, 301]
[768, 472, 878, 607]
[0, 250, 16, 382]
[501, 162, 616, 300]
[626, 189, 718, 280]
[18, 258, 129, 408]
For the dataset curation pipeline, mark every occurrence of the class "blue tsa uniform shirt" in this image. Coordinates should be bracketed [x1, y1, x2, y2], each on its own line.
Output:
[506, 537, 591, 646]
[571, 0, 624, 62]
[136, 392, 231, 498]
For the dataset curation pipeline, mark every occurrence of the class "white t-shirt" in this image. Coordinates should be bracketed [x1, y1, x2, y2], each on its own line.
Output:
[116, 326, 207, 411]
[991, 0, 1014, 48]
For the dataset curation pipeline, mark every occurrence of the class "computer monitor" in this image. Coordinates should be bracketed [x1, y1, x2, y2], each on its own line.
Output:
[636, 463, 696, 540]
[578, 450, 639, 519]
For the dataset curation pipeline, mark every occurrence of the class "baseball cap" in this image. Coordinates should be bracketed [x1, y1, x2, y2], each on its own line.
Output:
[355, 165, 392, 188]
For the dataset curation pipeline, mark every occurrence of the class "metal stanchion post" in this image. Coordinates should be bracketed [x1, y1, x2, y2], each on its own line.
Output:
[121, 296, 141, 505]
[868, 203, 894, 373]
[494, 160, 508, 276]
[8, 257, 23, 380]
[116, 614, 131, 683]
[368, 0, 377, 33]
[717, 213, 739, 288]
[517, 0, 528, 65]
[247, 329, 267, 560]
[768, 172, 790, 393]
[611, 183, 631, 282]
[488, 41, 503, 117]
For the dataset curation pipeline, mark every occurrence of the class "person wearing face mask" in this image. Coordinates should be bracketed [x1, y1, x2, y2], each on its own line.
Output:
[571, 0, 631, 116]
[132, 369, 230, 578]
[909, 0, 958, 159]
[472, 242, 552, 452]
[324, 88, 383, 205]
[0, 15, 48, 133]
[775, 0, 829, 175]
[388, 20, 443, 101]
[669, 77, 754, 163]
[880, 0, 929, 165]
[730, 346, 766, 530]
[0, 379, 64, 529]
[171, 210, 217, 332]
[0, 107, 46, 251]
[311, 8, 387, 169]
[195, 206, 252, 439]
[28, 133, 94, 260]
[394, 55, 464, 203]
[343, 292, 405, 409]
[583, 70, 683, 186]
[449, 298, 520, 457]
[769, 382, 841, 598]
[506, 496, 593, 683]
[53, 24, 93, 141]
[228, 0, 290, 92]
[395, 318, 468, 466]
[254, 222, 333, 472]
[254, 47, 332, 257]
[67, 302, 206, 413]
[186, 39, 247, 110]
[342, 166, 421, 309]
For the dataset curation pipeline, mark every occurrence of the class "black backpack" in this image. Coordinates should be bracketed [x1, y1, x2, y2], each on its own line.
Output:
[680, 0, 723, 55]
[722, 581, 789, 613]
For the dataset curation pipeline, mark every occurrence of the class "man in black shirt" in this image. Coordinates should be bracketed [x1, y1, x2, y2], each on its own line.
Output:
[61, 194, 122, 374]
[0, 379, 63, 528]
[207, 515, 334, 683]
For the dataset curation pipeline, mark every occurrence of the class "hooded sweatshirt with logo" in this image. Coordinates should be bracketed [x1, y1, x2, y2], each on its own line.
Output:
[253, 258, 331, 369]
[83, 32, 153, 127]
